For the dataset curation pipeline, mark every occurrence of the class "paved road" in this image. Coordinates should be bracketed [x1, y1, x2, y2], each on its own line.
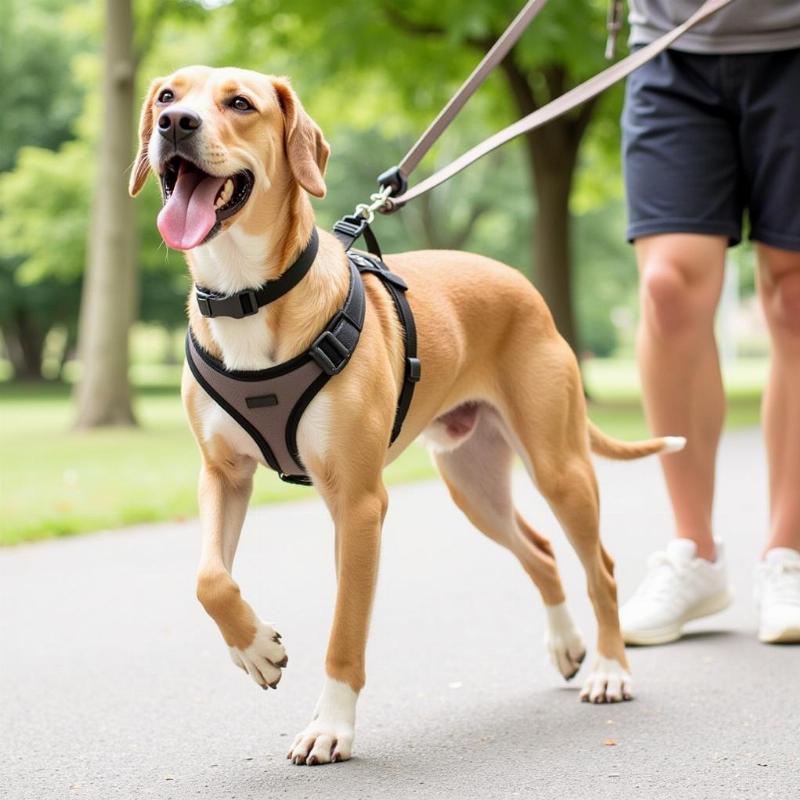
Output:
[2, 428, 798, 800]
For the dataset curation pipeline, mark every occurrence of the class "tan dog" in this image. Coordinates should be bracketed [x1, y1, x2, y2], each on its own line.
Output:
[130, 66, 684, 766]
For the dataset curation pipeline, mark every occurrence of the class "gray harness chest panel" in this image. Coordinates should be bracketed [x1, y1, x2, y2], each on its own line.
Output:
[187, 335, 328, 479]
[186, 256, 365, 485]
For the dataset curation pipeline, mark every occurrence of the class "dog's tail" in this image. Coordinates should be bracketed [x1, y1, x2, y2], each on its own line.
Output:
[587, 421, 686, 461]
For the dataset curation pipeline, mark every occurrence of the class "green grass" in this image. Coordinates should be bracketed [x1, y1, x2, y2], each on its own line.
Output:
[0, 358, 765, 546]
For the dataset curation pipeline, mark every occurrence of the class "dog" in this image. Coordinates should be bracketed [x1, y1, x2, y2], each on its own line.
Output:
[130, 65, 685, 765]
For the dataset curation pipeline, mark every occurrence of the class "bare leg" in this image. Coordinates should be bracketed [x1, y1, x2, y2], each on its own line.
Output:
[635, 234, 727, 560]
[756, 243, 800, 554]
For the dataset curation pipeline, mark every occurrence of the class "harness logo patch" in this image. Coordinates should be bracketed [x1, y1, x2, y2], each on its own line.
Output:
[246, 394, 279, 409]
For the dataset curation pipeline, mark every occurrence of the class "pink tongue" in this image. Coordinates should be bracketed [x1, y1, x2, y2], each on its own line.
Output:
[157, 165, 228, 250]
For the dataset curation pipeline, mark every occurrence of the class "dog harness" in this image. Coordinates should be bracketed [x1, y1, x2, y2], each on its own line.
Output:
[185, 223, 420, 486]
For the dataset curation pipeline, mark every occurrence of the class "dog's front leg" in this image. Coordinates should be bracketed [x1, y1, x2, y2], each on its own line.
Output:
[288, 481, 388, 765]
[195, 462, 288, 689]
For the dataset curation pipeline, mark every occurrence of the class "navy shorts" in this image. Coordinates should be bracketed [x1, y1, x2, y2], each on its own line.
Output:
[622, 47, 800, 251]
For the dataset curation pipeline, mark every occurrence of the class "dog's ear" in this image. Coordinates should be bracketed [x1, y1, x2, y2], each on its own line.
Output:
[129, 78, 164, 197]
[272, 78, 330, 199]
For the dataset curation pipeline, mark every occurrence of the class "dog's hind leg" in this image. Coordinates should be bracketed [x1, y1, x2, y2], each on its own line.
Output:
[194, 457, 288, 690]
[433, 407, 587, 681]
[499, 337, 632, 704]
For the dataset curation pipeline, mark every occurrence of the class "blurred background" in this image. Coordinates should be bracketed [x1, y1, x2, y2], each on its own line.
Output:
[0, 0, 767, 546]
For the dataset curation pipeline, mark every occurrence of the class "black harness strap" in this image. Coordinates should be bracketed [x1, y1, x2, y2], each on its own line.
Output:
[348, 252, 421, 444]
[332, 214, 383, 259]
[333, 215, 421, 445]
[195, 228, 320, 319]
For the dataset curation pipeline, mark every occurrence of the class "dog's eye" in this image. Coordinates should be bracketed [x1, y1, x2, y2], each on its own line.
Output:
[157, 89, 175, 104]
[230, 96, 254, 112]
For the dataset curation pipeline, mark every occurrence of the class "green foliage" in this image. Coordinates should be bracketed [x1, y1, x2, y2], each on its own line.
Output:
[573, 202, 638, 356]
[0, 0, 88, 171]
[0, 143, 91, 283]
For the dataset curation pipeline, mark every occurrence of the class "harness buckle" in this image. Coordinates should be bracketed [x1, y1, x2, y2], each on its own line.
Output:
[333, 216, 367, 241]
[196, 293, 214, 317]
[310, 329, 351, 376]
[406, 357, 422, 383]
[237, 289, 258, 317]
[195, 288, 260, 319]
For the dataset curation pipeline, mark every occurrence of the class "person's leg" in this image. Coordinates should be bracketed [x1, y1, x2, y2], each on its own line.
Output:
[619, 50, 740, 644]
[755, 243, 800, 554]
[618, 233, 733, 645]
[736, 49, 800, 641]
[635, 233, 728, 560]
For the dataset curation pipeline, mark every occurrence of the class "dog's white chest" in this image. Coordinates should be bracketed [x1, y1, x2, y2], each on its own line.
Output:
[208, 311, 276, 371]
[194, 387, 331, 469]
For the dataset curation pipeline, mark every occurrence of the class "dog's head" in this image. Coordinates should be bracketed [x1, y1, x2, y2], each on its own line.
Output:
[130, 66, 329, 251]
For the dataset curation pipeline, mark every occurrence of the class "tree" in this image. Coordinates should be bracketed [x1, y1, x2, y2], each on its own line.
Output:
[0, 0, 87, 379]
[0, 144, 88, 378]
[72, 0, 139, 426]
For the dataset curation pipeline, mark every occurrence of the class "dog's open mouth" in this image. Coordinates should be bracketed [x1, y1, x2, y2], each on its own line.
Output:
[157, 156, 254, 251]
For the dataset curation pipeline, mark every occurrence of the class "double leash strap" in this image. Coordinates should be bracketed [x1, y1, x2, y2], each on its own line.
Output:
[376, 0, 738, 210]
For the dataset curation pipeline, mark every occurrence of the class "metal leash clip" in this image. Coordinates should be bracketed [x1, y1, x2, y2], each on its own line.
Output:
[354, 184, 394, 224]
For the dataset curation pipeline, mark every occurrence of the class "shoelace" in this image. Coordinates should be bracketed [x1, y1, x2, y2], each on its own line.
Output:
[766, 561, 800, 605]
[633, 552, 694, 605]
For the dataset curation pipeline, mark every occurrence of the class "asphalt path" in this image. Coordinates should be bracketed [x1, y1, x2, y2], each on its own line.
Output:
[2, 428, 798, 800]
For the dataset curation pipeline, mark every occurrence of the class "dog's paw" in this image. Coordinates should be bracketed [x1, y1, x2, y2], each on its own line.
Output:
[579, 657, 633, 704]
[288, 678, 358, 765]
[287, 721, 354, 765]
[229, 620, 287, 689]
[544, 603, 586, 680]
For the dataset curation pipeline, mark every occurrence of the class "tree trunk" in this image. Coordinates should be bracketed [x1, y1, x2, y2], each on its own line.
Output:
[528, 126, 580, 353]
[498, 60, 595, 355]
[73, 0, 137, 428]
[1, 312, 47, 380]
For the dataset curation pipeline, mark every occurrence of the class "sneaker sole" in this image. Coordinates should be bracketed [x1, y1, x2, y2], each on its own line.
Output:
[759, 625, 800, 644]
[622, 588, 734, 646]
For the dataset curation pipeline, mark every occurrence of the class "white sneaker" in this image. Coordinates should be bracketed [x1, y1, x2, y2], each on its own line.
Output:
[755, 548, 800, 644]
[620, 539, 733, 645]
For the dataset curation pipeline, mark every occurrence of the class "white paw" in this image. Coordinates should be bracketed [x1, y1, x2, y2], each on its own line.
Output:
[544, 603, 586, 680]
[288, 678, 357, 765]
[579, 657, 633, 704]
[229, 621, 287, 689]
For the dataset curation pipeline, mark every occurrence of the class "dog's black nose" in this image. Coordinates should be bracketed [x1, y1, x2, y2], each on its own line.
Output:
[157, 108, 202, 142]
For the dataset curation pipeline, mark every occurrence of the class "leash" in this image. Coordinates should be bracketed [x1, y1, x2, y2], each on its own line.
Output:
[371, 0, 737, 213]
